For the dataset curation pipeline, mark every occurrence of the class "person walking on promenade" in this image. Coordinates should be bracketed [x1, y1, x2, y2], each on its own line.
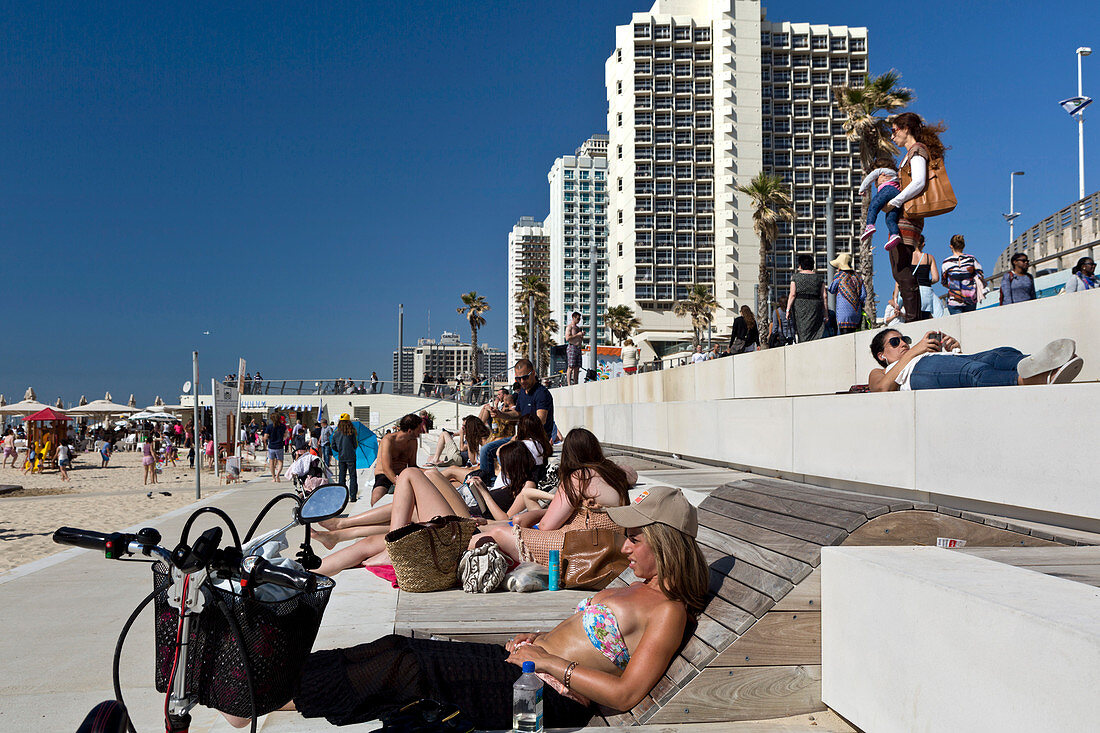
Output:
[1063, 256, 1098, 294]
[319, 418, 334, 469]
[728, 305, 759, 354]
[911, 235, 944, 319]
[881, 112, 949, 322]
[370, 371, 379, 393]
[827, 253, 868, 335]
[263, 414, 287, 483]
[56, 439, 72, 481]
[787, 254, 827, 342]
[141, 433, 157, 485]
[1, 428, 15, 468]
[1000, 253, 1036, 305]
[564, 312, 584, 386]
[621, 339, 639, 374]
[941, 235, 985, 314]
[768, 300, 794, 348]
[332, 413, 360, 503]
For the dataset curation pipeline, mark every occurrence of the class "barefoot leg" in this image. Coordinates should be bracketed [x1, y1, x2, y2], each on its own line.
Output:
[389, 468, 461, 531]
[424, 468, 473, 517]
[316, 534, 387, 577]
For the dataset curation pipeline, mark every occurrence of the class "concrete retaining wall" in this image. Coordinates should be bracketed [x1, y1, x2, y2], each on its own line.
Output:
[554, 291, 1100, 407]
[555, 384, 1100, 526]
[820, 546, 1100, 732]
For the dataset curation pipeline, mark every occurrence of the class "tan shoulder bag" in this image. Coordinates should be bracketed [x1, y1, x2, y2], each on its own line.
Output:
[898, 143, 957, 218]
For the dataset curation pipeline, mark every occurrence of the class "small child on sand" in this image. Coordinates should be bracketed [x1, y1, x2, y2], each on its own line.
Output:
[859, 157, 902, 251]
[100, 440, 112, 468]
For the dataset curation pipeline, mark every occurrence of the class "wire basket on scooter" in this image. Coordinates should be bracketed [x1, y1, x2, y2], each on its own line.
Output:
[152, 561, 335, 718]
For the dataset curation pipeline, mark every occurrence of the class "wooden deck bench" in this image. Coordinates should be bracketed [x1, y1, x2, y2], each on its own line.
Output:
[395, 470, 1093, 727]
[597, 475, 1090, 726]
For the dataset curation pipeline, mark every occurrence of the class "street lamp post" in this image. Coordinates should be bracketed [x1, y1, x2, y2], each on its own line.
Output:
[1003, 171, 1025, 246]
[1077, 47, 1092, 199]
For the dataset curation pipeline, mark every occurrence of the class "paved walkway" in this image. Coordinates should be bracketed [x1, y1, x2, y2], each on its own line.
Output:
[0, 458, 781, 732]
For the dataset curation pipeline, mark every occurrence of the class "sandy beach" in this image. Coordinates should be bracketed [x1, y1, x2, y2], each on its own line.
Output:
[0, 448, 240, 573]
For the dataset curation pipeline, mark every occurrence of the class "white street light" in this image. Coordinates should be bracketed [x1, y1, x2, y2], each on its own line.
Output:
[1076, 47, 1092, 199]
[1003, 171, 1025, 246]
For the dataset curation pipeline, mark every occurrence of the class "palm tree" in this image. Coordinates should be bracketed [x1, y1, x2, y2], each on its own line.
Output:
[605, 305, 641, 346]
[673, 284, 720, 348]
[834, 69, 915, 318]
[457, 292, 489, 384]
[736, 172, 794, 350]
[514, 275, 559, 369]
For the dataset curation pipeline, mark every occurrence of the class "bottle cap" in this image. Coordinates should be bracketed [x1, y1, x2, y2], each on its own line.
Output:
[522, 661, 535, 673]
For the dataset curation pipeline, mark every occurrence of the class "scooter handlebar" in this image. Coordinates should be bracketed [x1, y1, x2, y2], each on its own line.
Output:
[53, 527, 113, 552]
[247, 557, 318, 593]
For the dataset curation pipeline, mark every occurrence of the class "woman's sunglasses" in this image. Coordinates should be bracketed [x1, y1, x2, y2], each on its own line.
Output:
[888, 336, 912, 348]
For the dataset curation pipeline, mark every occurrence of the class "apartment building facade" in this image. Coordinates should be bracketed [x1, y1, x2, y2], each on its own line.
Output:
[506, 217, 550, 366]
[547, 135, 611, 349]
[606, 0, 867, 358]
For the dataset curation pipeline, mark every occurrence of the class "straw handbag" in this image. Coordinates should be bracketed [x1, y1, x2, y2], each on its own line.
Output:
[898, 144, 957, 218]
[385, 516, 478, 593]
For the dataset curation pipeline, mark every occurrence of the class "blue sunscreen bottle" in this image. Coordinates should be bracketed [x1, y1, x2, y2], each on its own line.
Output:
[548, 550, 560, 591]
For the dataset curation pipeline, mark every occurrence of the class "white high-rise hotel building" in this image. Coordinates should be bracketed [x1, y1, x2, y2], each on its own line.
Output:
[547, 135, 610, 346]
[607, 0, 867, 356]
[507, 217, 550, 366]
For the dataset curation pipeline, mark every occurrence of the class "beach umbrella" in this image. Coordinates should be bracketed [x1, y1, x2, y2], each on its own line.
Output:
[352, 421, 379, 469]
[24, 407, 73, 422]
[0, 398, 52, 415]
[145, 412, 177, 422]
[129, 410, 156, 420]
[70, 398, 141, 417]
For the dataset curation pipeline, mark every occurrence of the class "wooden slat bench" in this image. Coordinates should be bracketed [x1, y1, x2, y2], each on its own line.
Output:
[393, 470, 1092, 727]
[598, 476, 1089, 726]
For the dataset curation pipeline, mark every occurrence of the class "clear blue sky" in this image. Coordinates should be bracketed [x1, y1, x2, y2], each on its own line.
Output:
[2, 1, 1097, 406]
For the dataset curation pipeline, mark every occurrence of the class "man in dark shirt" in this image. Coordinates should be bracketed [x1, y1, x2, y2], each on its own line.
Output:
[478, 358, 555, 483]
[263, 416, 287, 483]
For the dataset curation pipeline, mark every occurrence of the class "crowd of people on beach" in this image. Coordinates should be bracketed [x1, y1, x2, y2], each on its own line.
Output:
[210, 355, 714, 731]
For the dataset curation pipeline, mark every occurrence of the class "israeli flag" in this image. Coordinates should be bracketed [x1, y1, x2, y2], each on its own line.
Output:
[1059, 95, 1093, 118]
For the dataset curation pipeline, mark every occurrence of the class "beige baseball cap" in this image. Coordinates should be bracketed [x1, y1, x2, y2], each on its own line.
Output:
[606, 485, 698, 537]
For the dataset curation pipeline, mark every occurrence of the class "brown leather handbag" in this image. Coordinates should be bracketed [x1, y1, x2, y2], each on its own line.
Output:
[898, 144, 957, 218]
[561, 511, 629, 590]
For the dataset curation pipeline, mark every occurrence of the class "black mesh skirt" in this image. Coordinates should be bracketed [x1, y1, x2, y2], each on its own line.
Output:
[294, 634, 593, 729]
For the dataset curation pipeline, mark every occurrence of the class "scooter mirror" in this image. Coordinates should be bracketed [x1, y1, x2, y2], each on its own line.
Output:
[299, 484, 349, 523]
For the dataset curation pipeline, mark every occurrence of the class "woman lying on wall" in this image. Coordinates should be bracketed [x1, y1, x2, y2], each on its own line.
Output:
[867, 329, 1083, 391]
[224, 486, 710, 730]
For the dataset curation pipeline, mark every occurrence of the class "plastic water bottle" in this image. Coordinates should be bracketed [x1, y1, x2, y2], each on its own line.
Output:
[513, 660, 544, 732]
[548, 549, 560, 591]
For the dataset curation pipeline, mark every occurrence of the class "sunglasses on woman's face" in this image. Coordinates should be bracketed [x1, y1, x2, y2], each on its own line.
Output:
[888, 336, 912, 348]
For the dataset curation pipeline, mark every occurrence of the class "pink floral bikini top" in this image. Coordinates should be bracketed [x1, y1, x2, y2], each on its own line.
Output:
[576, 596, 630, 670]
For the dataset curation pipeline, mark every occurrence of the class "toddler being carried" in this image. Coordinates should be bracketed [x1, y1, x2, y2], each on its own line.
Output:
[859, 158, 902, 251]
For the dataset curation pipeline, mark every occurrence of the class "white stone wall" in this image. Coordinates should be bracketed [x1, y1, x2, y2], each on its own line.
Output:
[821, 547, 1100, 732]
[552, 293, 1100, 525]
